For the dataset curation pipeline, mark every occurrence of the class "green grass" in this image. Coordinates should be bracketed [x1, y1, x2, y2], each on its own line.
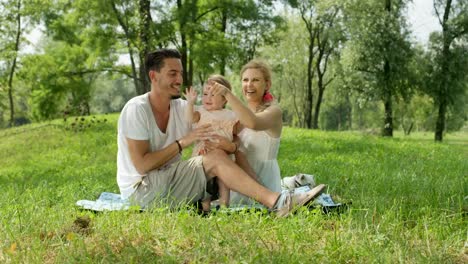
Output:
[0, 114, 466, 263]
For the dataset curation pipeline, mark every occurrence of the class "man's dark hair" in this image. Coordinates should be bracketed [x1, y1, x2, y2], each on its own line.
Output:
[145, 49, 181, 74]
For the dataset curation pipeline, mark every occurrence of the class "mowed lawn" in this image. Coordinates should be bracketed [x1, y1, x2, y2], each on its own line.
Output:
[0, 114, 466, 263]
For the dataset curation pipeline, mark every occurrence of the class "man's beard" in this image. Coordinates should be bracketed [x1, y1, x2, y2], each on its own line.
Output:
[171, 95, 181, 100]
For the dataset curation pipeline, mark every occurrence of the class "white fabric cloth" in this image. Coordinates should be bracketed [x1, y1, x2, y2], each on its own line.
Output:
[230, 128, 282, 205]
[117, 93, 190, 199]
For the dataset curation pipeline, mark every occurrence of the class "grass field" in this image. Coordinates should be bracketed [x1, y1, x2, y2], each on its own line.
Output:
[0, 114, 466, 263]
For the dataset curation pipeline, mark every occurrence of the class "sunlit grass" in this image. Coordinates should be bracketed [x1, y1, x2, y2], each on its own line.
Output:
[0, 116, 466, 263]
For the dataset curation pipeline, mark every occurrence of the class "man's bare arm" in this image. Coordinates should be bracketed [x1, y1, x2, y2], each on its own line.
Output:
[127, 138, 180, 174]
[127, 124, 213, 174]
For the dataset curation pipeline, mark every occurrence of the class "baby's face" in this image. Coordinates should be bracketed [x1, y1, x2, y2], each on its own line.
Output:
[202, 85, 226, 111]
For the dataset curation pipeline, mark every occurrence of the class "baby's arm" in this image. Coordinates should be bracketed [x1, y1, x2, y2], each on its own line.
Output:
[183, 87, 201, 123]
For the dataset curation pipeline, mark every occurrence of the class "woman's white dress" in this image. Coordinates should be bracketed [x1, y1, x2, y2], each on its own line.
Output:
[230, 128, 282, 206]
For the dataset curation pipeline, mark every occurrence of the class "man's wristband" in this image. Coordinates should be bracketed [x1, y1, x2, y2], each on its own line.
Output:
[175, 140, 183, 153]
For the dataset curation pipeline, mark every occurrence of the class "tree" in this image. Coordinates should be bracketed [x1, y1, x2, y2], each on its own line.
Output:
[428, 0, 468, 141]
[1, 0, 29, 126]
[0, 0, 48, 126]
[24, 0, 121, 119]
[342, 0, 413, 136]
[260, 14, 309, 127]
[173, 0, 284, 88]
[293, 0, 318, 129]
[311, 3, 343, 129]
[283, 0, 344, 129]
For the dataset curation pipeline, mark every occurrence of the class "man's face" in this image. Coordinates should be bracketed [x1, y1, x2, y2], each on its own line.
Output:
[152, 58, 183, 98]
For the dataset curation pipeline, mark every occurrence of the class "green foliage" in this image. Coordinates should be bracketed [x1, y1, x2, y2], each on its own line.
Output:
[0, 116, 466, 262]
[19, 42, 97, 121]
[340, 0, 415, 136]
[342, 0, 414, 97]
[0, 0, 466, 135]
[90, 75, 136, 114]
[260, 15, 310, 127]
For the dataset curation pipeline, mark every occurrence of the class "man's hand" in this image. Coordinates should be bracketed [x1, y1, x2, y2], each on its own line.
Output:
[203, 135, 236, 154]
[179, 124, 214, 148]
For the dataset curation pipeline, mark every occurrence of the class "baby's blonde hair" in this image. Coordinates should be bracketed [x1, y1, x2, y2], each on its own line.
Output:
[206, 74, 232, 91]
[205, 74, 231, 108]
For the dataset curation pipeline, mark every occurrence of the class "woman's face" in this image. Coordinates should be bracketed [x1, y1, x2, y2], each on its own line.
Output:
[241, 68, 270, 103]
[202, 85, 226, 111]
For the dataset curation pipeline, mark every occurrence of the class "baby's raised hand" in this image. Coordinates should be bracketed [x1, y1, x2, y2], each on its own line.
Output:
[183, 86, 198, 104]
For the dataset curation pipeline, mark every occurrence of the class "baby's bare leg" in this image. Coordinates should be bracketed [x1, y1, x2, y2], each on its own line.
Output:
[218, 179, 230, 207]
[201, 198, 211, 212]
[202, 149, 279, 209]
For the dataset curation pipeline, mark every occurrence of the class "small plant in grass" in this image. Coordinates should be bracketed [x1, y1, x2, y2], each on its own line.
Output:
[63, 115, 109, 133]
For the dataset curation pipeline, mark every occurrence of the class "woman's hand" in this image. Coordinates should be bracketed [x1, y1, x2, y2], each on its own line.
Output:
[208, 82, 231, 98]
[183, 86, 198, 105]
[179, 124, 213, 148]
[203, 135, 236, 154]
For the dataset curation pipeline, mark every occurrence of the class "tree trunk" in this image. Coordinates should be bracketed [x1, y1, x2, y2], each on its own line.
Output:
[346, 93, 352, 129]
[7, 0, 22, 127]
[177, 0, 191, 88]
[382, 58, 393, 136]
[305, 51, 313, 128]
[304, 31, 315, 129]
[311, 9, 337, 130]
[382, 85, 393, 137]
[188, 55, 193, 88]
[128, 44, 143, 95]
[382, 0, 393, 137]
[435, 100, 446, 141]
[312, 46, 332, 129]
[312, 35, 324, 129]
[137, 0, 151, 94]
[110, 0, 142, 95]
[219, 8, 227, 75]
[300, 8, 316, 129]
[312, 79, 324, 129]
[0, 108, 4, 127]
[186, 0, 198, 88]
[434, 0, 452, 142]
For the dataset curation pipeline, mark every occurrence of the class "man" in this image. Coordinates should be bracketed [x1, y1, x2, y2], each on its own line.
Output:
[117, 48, 325, 217]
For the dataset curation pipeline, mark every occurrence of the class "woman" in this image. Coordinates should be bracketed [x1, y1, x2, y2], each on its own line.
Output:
[208, 60, 282, 205]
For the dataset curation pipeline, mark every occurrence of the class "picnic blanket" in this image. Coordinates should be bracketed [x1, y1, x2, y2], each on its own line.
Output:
[76, 192, 131, 211]
[76, 185, 348, 214]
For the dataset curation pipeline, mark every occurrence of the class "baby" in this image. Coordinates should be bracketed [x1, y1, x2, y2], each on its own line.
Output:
[185, 75, 255, 211]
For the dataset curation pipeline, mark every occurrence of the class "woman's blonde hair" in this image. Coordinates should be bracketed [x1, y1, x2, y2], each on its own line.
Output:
[240, 59, 272, 83]
[240, 59, 274, 113]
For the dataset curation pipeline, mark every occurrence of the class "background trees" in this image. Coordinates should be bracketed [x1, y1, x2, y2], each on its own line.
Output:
[0, 0, 46, 126]
[342, 0, 414, 137]
[0, 0, 466, 141]
[425, 0, 467, 141]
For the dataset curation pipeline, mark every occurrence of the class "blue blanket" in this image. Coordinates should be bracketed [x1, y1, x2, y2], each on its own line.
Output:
[76, 186, 346, 213]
